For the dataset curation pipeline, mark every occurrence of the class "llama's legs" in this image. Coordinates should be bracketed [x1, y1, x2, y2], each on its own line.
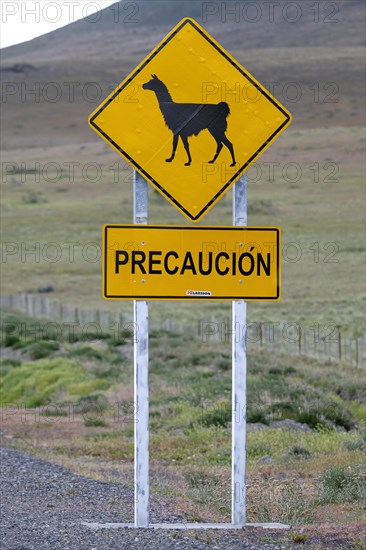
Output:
[209, 139, 223, 164]
[181, 136, 192, 166]
[166, 134, 179, 162]
[221, 135, 236, 167]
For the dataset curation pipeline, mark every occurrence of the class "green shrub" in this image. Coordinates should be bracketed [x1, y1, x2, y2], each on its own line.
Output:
[93, 364, 123, 380]
[112, 328, 135, 346]
[28, 340, 59, 360]
[74, 393, 109, 413]
[43, 406, 68, 417]
[318, 402, 356, 431]
[3, 335, 20, 347]
[3, 321, 19, 334]
[84, 417, 108, 427]
[248, 442, 272, 458]
[0, 358, 20, 367]
[296, 400, 355, 431]
[12, 340, 30, 350]
[269, 367, 282, 375]
[248, 199, 273, 215]
[351, 538, 366, 549]
[186, 470, 219, 489]
[22, 191, 47, 204]
[191, 354, 203, 366]
[344, 437, 366, 451]
[290, 533, 308, 544]
[199, 403, 231, 428]
[319, 465, 366, 504]
[0, 357, 88, 406]
[82, 331, 110, 341]
[248, 479, 315, 526]
[110, 354, 127, 366]
[214, 356, 230, 371]
[68, 379, 109, 396]
[68, 346, 103, 361]
[0, 358, 21, 376]
[284, 366, 296, 375]
[247, 405, 269, 424]
[295, 410, 321, 429]
[287, 445, 312, 459]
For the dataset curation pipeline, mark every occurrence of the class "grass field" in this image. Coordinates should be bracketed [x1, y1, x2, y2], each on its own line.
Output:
[1, 123, 364, 332]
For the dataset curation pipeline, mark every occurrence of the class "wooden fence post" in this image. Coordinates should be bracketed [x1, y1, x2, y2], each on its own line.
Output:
[338, 331, 342, 361]
[298, 329, 302, 355]
[259, 322, 263, 349]
[349, 339, 353, 364]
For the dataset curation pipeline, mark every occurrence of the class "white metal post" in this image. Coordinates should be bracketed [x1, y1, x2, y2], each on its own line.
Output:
[232, 174, 247, 525]
[133, 170, 149, 527]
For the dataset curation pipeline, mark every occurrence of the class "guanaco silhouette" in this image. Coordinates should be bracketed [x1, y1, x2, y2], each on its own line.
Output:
[143, 75, 236, 167]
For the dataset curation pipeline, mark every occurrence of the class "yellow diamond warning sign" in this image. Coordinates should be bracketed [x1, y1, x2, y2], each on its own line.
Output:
[103, 225, 281, 300]
[89, 18, 292, 221]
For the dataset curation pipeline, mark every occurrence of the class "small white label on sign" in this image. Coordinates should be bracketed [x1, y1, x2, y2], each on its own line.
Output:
[186, 290, 212, 296]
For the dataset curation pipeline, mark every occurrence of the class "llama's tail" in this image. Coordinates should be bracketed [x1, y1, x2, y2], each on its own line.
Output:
[219, 102, 230, 118]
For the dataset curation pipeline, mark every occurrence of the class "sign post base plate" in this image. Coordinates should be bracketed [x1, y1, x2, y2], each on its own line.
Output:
[82, 522, 290, 530]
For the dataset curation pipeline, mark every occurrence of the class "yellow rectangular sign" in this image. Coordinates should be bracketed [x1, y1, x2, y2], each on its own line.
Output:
[103, 225, 280, 301]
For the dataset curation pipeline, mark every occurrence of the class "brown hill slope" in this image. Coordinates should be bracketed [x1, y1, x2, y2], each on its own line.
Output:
[1, 0, 365, 151]
[1, 0, 365, 63]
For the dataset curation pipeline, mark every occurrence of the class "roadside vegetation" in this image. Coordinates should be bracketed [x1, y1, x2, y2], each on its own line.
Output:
[1, 309, 364, 536]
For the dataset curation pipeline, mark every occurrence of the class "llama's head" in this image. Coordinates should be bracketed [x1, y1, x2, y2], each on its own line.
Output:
[142, 74, 165, 93]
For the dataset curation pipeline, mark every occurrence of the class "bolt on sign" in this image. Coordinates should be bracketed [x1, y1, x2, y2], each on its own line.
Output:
[103, 225, 281, 300]
[89, 18, 292, 222]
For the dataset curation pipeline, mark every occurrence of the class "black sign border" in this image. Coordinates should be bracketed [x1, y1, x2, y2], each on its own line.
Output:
[104, 225, 280, 300]
[90, 19, 291, 222]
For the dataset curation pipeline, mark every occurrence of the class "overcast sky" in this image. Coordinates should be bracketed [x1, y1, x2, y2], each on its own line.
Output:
[1, 1, 117, 48]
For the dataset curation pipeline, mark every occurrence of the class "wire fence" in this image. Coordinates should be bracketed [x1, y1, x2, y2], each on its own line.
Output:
[1, 293, 365, 368]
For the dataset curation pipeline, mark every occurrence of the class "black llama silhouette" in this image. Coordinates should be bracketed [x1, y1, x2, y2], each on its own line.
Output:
[143, 75, 236, 167]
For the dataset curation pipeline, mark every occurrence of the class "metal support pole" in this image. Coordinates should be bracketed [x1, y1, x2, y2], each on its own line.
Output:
[232, 174, 247, 526]
[133, 170, 149, 527]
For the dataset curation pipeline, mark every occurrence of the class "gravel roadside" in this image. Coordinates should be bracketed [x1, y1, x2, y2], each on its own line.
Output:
[0, 446, 303, 549]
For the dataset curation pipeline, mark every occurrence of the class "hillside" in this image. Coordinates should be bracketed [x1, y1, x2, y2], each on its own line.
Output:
[1, 0, 365, 152]
[2, 0, 365, 63]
